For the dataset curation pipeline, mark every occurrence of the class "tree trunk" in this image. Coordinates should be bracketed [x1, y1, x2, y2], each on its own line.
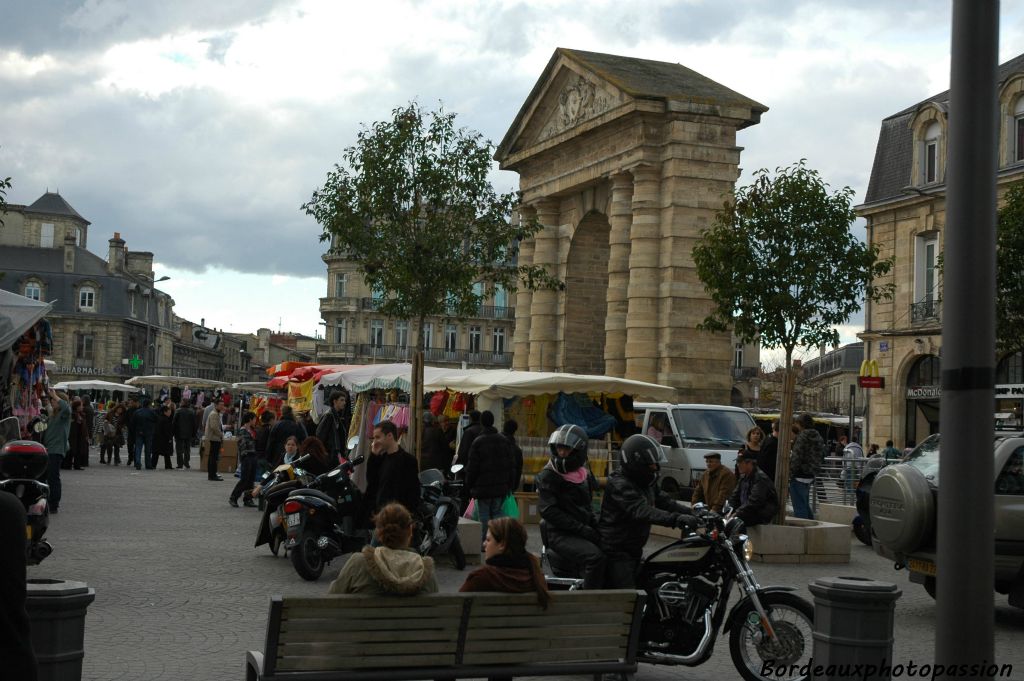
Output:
[409, 315, 426, 466]
[773, 351, 797, 525]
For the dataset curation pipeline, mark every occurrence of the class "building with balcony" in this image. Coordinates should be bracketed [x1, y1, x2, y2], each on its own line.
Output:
[857, 51, 1024, 445]
[317, 244, 515, 368]
[800, 343, 866, 416]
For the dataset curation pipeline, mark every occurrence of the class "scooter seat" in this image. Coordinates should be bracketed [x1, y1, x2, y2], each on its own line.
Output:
[288, 488, 337, 506]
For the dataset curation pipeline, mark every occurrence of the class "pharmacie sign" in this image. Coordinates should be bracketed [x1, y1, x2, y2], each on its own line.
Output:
[906, 385, 941, 400]
[995, 384, 1024, 397]
[54, 366, 104, 376]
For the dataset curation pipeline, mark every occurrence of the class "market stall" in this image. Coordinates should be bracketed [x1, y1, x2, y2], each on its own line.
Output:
[1, 289, 53, 437]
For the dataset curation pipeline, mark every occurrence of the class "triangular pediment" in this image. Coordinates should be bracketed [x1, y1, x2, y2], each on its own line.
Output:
[519, 64, 630, 150]
[496, 48, 768, 168]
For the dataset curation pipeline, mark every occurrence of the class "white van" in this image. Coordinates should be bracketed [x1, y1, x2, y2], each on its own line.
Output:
[633, 403, 756, 499]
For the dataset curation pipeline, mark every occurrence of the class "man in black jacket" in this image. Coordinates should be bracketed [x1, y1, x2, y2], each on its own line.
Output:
[465, 411, 516, 545]
[420, 413, 452, 473]
[728, 450, 779, 527]
[315, 390, 349, 459]
[266, 406, 307, 466]
[171, 399, 197, 469]
[129, 397, 158, 471]
[455, 410, 485, 465]
[599, 434, 695, 588]
[758, 419, 779, 483]
[365, 420, 420, 521]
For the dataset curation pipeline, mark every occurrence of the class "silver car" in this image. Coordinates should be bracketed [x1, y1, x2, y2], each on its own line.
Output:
[868, 432, 1024, 607]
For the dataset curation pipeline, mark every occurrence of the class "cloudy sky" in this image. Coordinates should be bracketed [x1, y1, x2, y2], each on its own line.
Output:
[3, 0, 1023, 361]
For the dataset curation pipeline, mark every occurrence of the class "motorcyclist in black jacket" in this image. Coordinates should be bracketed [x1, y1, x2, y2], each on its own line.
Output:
[536, 425, 606, 589]
[599, 434, 697, 588]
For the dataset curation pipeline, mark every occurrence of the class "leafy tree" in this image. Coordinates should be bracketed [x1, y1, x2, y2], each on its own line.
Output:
[996, 183, 1024, 355]
[693, 160, 894, 523]
[0, 172, 11, 228]
[303, 102, 561, 458]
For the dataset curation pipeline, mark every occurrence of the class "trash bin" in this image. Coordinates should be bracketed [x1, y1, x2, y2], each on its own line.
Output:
[25, 578, 96, 681]
[809, 576, 901, 681]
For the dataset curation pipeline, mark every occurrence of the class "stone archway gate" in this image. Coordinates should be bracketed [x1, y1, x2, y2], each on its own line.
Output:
[495, 48, 767, 403]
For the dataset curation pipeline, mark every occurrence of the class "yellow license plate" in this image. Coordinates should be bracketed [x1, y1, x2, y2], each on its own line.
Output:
[26, 525, 32, 540]
[908, 558, 937, 576]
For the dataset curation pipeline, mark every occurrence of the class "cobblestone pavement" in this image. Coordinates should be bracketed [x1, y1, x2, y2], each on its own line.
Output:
[31, 452, 1024, 681]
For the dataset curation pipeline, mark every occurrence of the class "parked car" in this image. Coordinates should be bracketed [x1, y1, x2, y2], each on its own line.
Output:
[866, 432, 1024, 607]
[633, 403, 755, 499]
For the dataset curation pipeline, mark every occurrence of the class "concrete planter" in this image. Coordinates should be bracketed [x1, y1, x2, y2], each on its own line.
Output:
[746, 517, 851, 563]
[25, 578, 96, 681]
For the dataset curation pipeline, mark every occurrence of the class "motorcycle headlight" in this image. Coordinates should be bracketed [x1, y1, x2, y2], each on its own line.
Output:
[742, 538, 754, 562]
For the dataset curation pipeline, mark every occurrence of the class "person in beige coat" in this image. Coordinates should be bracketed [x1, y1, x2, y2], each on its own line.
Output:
[691, 452, 737, 513]
[328, 503, 437, 596]
[204, 402, 225, 481]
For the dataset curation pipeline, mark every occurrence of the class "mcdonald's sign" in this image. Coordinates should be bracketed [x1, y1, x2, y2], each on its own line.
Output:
[858, 359, 885, 389]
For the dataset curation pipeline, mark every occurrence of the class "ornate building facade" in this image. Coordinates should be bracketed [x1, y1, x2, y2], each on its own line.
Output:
[857, 53, 1024, 445]
[494, 48, 767, 402]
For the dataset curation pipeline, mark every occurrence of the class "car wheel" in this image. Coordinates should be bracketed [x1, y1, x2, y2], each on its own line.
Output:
[869, 464, 934, 553]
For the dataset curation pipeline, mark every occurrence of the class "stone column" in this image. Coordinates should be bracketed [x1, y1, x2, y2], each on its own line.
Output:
[528, 199, 561, 372]
[604, 172, 633, 378]
[511, 205, 536, 371]
[624, 165, 662, 384]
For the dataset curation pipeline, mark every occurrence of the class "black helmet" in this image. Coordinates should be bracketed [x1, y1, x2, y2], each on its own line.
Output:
[619, 434, 662, 486]
[548, 424, 588, 473]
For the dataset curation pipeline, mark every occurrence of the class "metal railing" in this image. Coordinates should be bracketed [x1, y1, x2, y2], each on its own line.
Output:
[808, 455, 900, 510]
[910, 299, 940, 323]
[731, 366, 758, 380]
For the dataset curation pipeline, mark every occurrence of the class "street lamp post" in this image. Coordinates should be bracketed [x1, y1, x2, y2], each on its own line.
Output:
[143, 275, 171, 375]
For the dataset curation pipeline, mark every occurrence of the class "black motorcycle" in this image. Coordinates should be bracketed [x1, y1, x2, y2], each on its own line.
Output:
[543, 504, 814, 681]
[253, 455, 316, 557]
[0, 434, 54, 565]
[284, 454, 368, 581]
[414, 464, 467, 570]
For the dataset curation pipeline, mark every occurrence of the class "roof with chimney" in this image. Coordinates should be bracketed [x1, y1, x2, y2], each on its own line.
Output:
[863, 51, 1024, 206]
[24, 191, 90, 224]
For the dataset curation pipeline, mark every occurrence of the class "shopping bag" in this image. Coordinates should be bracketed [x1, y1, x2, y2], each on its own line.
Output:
[501, 494, 519, 518]
[463, 498, 478, 520]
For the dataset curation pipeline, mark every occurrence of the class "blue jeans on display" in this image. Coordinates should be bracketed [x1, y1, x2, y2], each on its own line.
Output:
[475, 496, 507, 546]
[134, 432, 154, 470]
[47, 453, 63, 511]
[789, 479, 814, 520]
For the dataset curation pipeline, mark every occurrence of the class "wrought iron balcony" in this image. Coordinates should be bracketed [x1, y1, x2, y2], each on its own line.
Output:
[910, 299, 940, 324]
[731, 366, 759, 380]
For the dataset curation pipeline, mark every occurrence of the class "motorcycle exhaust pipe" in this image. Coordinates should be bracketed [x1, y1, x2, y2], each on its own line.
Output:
[316, 536, 342, 561]
[642, 608, 714, 665]
[31, 540, 53, 562]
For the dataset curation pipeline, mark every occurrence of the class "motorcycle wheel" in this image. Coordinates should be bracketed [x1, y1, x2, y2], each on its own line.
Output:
[852, 517, 872, 546]
[449, 535, 467, 571]
[729, 592, 814, 681]
[269, 530, 283, 557]
[290, 530, 325, 581]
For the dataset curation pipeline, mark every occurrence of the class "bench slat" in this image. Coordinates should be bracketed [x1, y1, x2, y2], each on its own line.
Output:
[277, 653, 457, 671]
[462, 647, 620, 665]
[278, 618, 458, 634]
[465, 623, 632, 640]
[468, 601, 632, 616]
[464, 612, 632, 628]
[473, 591, 636, 605]
[463, 634, 628, 654]
[278, 627, 460, 644]
[280, 640, 459, 656]
[282, 605, 465, 619]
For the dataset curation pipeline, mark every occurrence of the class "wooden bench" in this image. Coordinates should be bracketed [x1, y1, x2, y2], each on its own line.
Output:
[245, 590, 645, 681]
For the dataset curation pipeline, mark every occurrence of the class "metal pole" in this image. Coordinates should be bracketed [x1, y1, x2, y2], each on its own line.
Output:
[937, 1, 997, 677]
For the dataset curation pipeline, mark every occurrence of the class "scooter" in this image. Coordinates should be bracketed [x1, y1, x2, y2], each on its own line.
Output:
[253, 454, 316, 556]
[0, 433, 54, 565]
[543, 504, 814, 681]
[285, 453, 368, 581]
[414, 463, 467, 570]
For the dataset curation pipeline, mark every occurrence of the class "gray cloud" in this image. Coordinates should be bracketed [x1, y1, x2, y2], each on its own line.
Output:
[0, 0, 296, 57]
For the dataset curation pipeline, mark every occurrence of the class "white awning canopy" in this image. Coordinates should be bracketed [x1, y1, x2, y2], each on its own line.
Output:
[51, 379, 142, 393]
[125, 375, 231, 389]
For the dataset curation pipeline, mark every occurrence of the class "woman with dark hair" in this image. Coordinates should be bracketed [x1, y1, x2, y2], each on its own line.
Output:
[459, 516, 549, 609]
[327, 503, 437, 595]
[299, 436, 332, 476]
[100, 404, 126, 465]
[67, 398, 90, 470]
[154, 404, 175, 469]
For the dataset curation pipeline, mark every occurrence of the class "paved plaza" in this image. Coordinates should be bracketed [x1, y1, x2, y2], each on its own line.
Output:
[30, 452, 1024, 681]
